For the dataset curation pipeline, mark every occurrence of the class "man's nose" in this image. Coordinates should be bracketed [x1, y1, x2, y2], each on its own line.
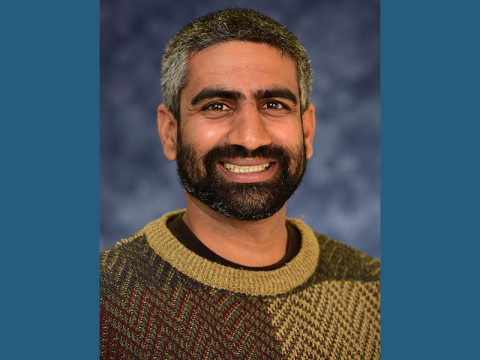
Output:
[226, 105, 272, 150]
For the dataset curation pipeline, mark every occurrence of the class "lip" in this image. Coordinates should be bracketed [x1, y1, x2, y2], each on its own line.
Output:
[217, 161, 277, 183]
[220, 157, 275, 166]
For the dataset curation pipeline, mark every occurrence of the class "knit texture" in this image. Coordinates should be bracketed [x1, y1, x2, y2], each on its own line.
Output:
[100, 210, 380, 359]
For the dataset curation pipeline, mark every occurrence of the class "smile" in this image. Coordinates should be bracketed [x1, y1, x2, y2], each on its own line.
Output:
[222, 162, 271, 173]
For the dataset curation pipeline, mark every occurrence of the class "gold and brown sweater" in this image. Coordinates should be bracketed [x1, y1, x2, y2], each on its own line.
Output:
[100, 210, 380, 359]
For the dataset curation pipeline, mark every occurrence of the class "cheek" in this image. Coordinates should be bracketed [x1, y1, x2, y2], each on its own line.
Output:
[268, 122, 304, 146]
[183, 122, 228, 151]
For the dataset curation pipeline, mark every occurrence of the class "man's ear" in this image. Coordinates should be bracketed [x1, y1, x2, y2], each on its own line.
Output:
[157, 104, 178, 161]
[302, 104, 316, 159]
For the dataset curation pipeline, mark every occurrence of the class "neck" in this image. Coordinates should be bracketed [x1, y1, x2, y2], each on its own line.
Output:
[183, 192, 288, 267]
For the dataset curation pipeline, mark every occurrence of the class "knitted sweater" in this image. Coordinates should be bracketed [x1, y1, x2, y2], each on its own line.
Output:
[100, 210, 380, 359]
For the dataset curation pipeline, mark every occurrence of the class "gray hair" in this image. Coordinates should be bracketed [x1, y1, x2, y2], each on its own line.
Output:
[161, 8, 313, 121]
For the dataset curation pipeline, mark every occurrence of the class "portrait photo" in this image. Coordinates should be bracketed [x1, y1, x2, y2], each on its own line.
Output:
[100, 1, 380, 358]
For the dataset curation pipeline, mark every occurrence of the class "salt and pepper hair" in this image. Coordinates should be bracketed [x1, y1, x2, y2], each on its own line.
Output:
[161, 8, 313, 122]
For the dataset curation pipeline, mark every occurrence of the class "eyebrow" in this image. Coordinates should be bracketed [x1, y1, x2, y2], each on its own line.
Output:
[253, 88, 298, 105]
[190, 86, 298, 106]
[191, 88, 246, 106]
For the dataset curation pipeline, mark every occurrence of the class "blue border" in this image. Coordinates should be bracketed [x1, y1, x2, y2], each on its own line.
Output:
[2, 1, 99, 358]
[382, 1, 480, 358]
[4, 0, 480, 357]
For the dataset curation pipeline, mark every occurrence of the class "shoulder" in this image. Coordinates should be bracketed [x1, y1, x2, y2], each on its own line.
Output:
[312, 231, 380, 282]
[100, 231, 148, 269]
[287, 217, 380, 283]
[100, 231, 160, 297]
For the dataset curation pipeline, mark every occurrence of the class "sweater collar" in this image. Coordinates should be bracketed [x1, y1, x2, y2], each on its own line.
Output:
[143, 210, 320, 296]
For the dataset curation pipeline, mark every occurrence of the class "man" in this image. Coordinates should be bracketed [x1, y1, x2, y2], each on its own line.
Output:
[100, 9, 380, 360]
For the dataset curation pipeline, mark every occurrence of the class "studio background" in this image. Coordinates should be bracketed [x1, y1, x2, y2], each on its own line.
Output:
[100, 0, 380, 258]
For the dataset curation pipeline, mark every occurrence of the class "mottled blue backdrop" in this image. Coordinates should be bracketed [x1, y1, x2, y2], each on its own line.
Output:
[100, 0, 380, 258]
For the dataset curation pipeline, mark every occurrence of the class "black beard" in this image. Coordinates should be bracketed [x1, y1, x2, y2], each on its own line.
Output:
[175, 128, 307, 221]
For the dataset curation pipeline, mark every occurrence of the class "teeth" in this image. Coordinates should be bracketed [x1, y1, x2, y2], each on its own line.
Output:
[223, 162, 270, 173]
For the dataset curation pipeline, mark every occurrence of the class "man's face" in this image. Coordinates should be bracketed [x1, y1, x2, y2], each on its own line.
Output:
[175, 41, 312, 220]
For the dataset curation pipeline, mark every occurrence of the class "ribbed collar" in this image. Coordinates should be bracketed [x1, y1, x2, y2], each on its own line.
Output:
[143, 210, 320, 296]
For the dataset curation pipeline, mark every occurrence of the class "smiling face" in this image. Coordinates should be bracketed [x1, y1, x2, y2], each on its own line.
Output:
[159, 41, 315, 220]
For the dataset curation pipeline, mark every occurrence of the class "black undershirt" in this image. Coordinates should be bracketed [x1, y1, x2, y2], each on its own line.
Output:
[166, 215, 301, 271]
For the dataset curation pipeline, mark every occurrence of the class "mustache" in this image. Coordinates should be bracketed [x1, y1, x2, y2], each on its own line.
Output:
[201, 144, 290, 165]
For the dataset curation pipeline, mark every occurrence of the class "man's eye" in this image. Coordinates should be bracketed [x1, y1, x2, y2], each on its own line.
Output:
[204, 103, 229, 111]
[261, 101, 286, 110]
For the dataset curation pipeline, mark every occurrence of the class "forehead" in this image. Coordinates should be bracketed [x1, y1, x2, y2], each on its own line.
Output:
[183, 41, 299, 99]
